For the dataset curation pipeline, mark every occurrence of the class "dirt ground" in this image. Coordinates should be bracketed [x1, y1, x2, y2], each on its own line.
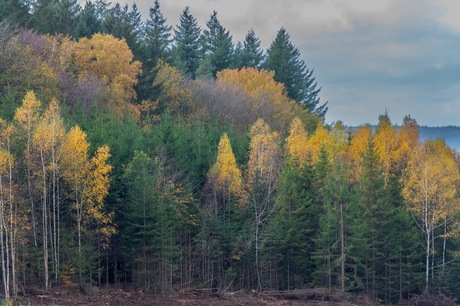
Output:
[16, 290, 361, 306]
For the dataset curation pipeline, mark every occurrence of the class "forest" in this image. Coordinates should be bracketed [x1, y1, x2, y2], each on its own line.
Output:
[0, 0, 460, 304]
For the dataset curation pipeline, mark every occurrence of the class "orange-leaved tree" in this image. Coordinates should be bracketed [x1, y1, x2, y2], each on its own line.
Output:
[73, 33, 141, 108]
[217, 68, 312, 131]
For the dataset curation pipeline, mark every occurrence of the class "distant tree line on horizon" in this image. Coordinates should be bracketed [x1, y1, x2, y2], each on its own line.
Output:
[1, 1, 460, 305]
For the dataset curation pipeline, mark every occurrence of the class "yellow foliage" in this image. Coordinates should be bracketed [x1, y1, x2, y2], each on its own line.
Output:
[374, 114, 397, 181]
[308, 122, 330, 163]
[403, 140, 460, 228]
[348, 125, 373, 182]
[208, 133, 243, 195]
[217, 68, 285, 103]
[395, 115, 420, 167]
[84, 146, 115, 249]
[216, 68, 311, 132]
[247, 119, 281, 184]
[61, 125, 90, 187]
[73, 33, 141, 105]
[32, 98, 66, 166]
[329, 121, 349, 156]
[349, 125, 372, 162]
[14, 91, 41, 131]
[286, 117, 309, 164]
[153, 60, 193, 116]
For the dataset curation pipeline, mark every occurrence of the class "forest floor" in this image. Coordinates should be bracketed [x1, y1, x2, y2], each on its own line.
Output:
[15, 288, 365, 306]
[14, 288, 458, 305]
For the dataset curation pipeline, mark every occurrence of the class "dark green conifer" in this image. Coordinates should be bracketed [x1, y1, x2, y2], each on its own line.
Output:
[264, 28, 327, 117]
[233, 29, 264, 69]
[173, 6, 201, 79]
[199, 11, 233, 77]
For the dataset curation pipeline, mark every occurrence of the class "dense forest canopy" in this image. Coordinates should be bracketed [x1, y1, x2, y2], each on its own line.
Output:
[0, 1, 459, 304]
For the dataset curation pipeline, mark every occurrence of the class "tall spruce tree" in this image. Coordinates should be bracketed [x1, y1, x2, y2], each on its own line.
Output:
[143, 0, 172, 67]
[173, 6, 201, 79]
[75, 0, 103, 39]
[137, 0, 172, 101]
[233, 29, 264, 69]
[198, 11, 233, 77]
[55, 0, 80, 36]
[264, 28, 327, 117]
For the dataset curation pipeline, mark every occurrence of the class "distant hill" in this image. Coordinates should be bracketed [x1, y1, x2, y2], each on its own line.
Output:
[419, 126, 460, 150]
[349, 125, 460, 150]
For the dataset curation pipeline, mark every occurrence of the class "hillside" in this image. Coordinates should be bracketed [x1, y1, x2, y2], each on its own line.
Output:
[419, 126, 460, 150]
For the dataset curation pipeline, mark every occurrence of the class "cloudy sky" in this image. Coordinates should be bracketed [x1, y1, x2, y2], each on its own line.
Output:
[101, 0, 460, 127]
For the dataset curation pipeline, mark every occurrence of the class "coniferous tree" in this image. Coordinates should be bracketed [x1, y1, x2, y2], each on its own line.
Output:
[102, 3, 142, 59]
[75, 0, 102, 39]
[143, 0, 172, 67]
[32, 0, 59, 34]
[314, 153, 355, 292]
[0, 0, 30, 27]
[173, 6, 201, 79]
[198, 11, 233, 78]
[233, 29, 264, 69]
[350, 137, 390, 297]
[264, 28, 327, 117]
[55, 0, 80, 36]
[270, 157, 317, 290]
[138, 0, 172, 101]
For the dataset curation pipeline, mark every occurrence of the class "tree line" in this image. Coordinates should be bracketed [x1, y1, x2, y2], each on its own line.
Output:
[0, 2, 460, 305]
[0, 0, 327, 117]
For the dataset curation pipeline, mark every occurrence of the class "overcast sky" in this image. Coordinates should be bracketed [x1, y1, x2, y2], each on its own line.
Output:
[94, 0, 460, 127]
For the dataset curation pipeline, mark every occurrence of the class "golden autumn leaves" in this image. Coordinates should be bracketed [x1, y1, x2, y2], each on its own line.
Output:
[0, 89, 116, 294]
[208, 112, 460, 292]
[209, 114, 460, 228]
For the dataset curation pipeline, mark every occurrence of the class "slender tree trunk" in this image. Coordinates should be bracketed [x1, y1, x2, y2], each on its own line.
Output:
[0, 175, 10, 300]
[40, 148, 49, 291]
[425, 227, 430, 293]
[340, 201, 345, 293]
[441, 219, 447, 292]
[7, 154, 17, 296]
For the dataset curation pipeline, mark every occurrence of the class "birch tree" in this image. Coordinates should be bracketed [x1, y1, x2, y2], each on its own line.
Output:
[247, 119, 281, 291]
[402, 140, 460, 292]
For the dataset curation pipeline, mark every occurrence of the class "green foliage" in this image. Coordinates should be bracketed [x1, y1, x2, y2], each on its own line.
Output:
[173, 6, 201, 79]
[199, 11, 234, 77]
[264, 28, 327, 117]
[232, 29, 264, 69]
[0, 12, 458, 303]
[143, 0, 172, 67]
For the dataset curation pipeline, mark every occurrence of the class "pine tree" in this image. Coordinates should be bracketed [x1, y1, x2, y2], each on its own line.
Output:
[199, 11, 234, 77]
[264, 28, 327, 117]
[173, 6, 201, 79]
[233, 29, 264, 69]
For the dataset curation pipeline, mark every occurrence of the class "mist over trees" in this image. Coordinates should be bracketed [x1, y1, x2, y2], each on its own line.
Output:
[0, 2, 460, 305]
